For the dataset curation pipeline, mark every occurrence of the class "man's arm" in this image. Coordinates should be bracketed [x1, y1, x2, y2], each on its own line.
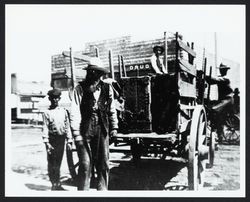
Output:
[69, 86, 83, 142]
[107, 84, 118, 133]
[65, 109, 73, 143]
[41, 112, 49, 143]
[206, 75, 230, 85]
[42, 112, 54, 154]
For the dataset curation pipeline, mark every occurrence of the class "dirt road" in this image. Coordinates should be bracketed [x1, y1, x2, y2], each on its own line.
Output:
[9, 125, 241, 191]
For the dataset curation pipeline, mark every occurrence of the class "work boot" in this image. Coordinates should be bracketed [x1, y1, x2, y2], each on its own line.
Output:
[51, 183, 57, 191]
[51, 182, 65, 191]
[55, 182, 66, 190]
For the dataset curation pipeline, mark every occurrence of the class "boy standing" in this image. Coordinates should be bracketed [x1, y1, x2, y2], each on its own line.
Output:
[42, 88, 73, 190]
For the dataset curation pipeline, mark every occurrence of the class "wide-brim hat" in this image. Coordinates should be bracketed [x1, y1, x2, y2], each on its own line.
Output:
[47, 88, 61, 98]
[153, 45, 165, 53]
[219, 63, 230, 70]
[83, 57, 109, 74]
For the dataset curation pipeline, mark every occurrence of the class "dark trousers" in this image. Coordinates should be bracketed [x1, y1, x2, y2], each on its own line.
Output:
[212, 97, 233, 140]
[76, 114, 109, 190]
[47, 135, 65, 185]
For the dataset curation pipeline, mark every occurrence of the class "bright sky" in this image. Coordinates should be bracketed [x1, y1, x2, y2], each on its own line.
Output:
[6, 5, 245, 83]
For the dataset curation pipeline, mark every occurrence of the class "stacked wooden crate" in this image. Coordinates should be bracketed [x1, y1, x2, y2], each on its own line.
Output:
[118, 74, 179, 134]
[118, 76, 152, 133]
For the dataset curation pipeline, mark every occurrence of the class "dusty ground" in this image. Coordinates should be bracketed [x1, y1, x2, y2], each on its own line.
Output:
[9, 125, 241, 191]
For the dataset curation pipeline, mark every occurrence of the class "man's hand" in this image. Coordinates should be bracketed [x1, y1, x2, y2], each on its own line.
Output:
[45, 143, 54, 155]
[110, 129, 117, 137]
[109, 130, 117, 145]
[75, 140, 84, 147]
[66, 142, 73, 151]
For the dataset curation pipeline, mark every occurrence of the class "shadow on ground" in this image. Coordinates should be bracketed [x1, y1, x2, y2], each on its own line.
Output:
[109, 158, 186, 190]
[25, 183, 50, 191]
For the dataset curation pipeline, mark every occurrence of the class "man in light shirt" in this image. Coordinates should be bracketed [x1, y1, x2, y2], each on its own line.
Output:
[42, 88, 73, 190]
[150, 45, 168, 74]
[69, 58, 118, 190]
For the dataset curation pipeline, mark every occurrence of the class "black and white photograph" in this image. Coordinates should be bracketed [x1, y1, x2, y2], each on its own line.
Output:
[5, 4, 245, 197]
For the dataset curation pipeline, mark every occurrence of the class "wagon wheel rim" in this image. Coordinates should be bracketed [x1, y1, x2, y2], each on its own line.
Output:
[188, 105, 207, 190]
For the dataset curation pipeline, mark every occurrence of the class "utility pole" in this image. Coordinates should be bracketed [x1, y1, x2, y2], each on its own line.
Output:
[108, 50, 114, 79]
[95, 47, 99, 57]
[69, 47, 76, 89]
[164, 31, 168, 73]
[214, 32, 218, 74]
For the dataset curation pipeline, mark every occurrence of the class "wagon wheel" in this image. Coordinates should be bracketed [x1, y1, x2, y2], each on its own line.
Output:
[66, 143, 79, 183]
[223, 114, 240, 145]
[188, 105, 208, 190]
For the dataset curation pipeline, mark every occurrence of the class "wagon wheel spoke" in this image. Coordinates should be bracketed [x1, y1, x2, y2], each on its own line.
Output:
[234, 131, 240, 143]
[227, 130, 240, 144]
[232, 130, 239, 140]
[74, 162, 80, 169]
[225, 118, 232, 127]
[199, 121, 206, 144]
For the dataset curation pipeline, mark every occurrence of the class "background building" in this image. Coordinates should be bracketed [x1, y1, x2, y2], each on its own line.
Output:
[11, 73, 50, 124]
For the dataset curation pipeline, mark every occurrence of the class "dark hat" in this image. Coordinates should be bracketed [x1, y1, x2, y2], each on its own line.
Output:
[219, 63, 230, 70]
[84, 57, 109, 74]
[153, 45, 164, 53]
[234, 88, 239, 94]
[47, 88, 61, 98]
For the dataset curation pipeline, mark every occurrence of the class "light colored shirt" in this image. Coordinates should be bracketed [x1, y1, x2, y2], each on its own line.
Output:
[42, 107, 73, 143]
[150, 54, 168, 74]
[93, 88, 101, 109]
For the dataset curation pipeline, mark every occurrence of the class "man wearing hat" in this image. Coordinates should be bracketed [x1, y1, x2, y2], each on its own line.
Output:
[206, 63, 233, 142]
[150, 45, 168, 74]
[69, 57, 118, 190]
[42, 88, 73, 190]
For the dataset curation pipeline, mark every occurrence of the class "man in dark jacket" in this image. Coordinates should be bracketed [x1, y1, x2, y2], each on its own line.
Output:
[206, 63, 233, 142]
[69, 58, 118, 190]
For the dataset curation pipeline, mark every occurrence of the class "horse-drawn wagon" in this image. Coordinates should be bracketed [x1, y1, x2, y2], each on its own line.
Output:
[62, 32, 216, 190]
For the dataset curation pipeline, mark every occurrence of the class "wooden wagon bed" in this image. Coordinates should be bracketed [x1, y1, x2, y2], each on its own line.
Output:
[114, 132, 177, 140]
